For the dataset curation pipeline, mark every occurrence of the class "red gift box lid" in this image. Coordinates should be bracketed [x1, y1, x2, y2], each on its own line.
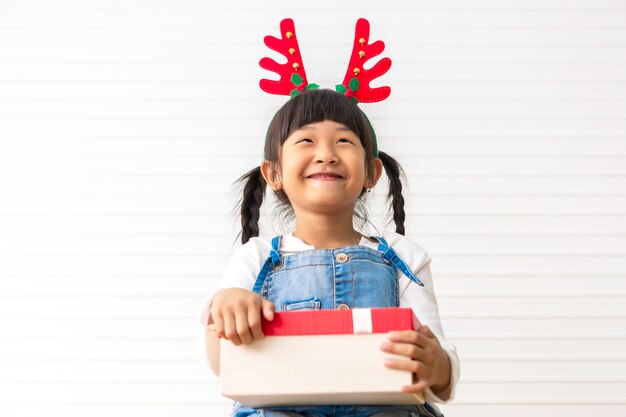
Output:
[261, 307, 420, 336]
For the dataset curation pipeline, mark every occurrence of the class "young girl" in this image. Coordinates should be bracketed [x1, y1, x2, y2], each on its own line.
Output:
[200, 89, 460, 417]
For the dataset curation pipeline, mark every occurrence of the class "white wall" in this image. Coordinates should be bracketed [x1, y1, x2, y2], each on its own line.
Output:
[1, 0, 625, 416]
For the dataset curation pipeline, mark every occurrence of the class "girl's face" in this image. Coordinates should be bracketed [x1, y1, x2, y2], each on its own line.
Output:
[262, 120, 381, 217]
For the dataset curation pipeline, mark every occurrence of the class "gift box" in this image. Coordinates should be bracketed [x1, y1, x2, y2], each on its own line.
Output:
[219, 307, 424, 407]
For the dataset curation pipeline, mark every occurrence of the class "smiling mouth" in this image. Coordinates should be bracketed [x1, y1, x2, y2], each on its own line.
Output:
[307, 173, 343, 180]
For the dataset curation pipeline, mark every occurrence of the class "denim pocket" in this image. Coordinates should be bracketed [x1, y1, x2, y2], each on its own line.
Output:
[281, 298, 321, 311]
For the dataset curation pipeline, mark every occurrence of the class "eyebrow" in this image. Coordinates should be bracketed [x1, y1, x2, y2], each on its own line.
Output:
[299, 124, 353, 131]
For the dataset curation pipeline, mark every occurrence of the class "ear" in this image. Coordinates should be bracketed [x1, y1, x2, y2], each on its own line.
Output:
[260, 160, 282, 191]
[364, 158, 383, 189]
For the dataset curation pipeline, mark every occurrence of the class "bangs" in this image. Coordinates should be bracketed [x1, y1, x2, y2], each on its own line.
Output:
[282, 90, 366, 144]
[264, 88, 376, 162]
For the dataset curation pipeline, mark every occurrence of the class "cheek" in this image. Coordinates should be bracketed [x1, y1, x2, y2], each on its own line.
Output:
[278, 158, 301, 183]
[348, 155, 369, 177]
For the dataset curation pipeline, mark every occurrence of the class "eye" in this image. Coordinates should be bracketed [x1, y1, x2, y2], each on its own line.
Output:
[338, 138, 353, 144]
[297, 138, 314, 143]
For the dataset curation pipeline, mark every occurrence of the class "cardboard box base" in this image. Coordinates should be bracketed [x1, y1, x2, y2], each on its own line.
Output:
[221, 333, 424, 407]
[226, 391, 423, 408]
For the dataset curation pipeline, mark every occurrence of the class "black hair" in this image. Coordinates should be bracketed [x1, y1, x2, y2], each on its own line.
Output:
[237, 89, 406, 244]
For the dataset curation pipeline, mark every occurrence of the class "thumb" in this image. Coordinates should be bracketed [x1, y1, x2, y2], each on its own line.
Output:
[261, 298, 275, 321]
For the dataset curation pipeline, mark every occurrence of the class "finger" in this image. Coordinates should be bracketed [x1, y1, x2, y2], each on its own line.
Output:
[261, 298, 275, 322]
[418, 325, 435, 338]
[386, 330, 420, 344]
[384, 359, 433, 394]
[384, 357, 431, 379]
[402, 379, 430, 394]
[387, 330, 434, 350]
[417, 326, 443, 354]
[222, 312, 242, 345]
[211, 312, 225, 338]
[235, 308, 254, 345]
[248, 307, 265, 341]
[381, 341, 425, 360]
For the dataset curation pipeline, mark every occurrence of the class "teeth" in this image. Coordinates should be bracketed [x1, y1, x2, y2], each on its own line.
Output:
[310, 174, 339, 178]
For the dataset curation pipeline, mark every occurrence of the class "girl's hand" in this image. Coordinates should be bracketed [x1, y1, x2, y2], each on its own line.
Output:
[209, 288, 275, 346]
[381, 325, 451, 396]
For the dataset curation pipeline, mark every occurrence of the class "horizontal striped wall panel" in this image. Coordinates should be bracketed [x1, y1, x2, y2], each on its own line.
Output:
[1, 0, 625, 416]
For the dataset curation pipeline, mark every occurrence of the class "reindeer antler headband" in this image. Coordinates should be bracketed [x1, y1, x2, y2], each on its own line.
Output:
[259, 18, 391, 156]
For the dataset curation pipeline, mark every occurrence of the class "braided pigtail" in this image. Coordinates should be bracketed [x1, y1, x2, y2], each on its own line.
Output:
[378, 151, 406, 235]
[236, 166, 267, 244]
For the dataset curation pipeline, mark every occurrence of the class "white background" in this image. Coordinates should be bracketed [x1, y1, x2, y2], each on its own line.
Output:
[1, 0, 626, 416]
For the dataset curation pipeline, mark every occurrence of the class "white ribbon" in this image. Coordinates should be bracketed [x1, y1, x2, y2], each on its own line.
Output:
[352, 308, 373, 334]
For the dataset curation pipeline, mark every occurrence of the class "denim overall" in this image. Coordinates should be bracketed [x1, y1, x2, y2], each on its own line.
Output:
[231, 236, 444, 417]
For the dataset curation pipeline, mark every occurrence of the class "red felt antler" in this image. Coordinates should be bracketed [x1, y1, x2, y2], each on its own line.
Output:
[337, 18, 392, 103]
[259, 18, 316, 97]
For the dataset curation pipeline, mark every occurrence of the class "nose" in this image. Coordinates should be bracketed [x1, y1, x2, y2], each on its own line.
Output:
[314, 143, 338, 164]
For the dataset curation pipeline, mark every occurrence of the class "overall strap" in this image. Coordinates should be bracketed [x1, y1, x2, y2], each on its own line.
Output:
[374, 236, 424, 287]
[270, 235, 282, 264]
[251, 236, 283, 294]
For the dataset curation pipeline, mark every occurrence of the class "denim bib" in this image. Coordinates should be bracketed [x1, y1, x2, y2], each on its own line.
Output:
[251, 235, 424, 311]
[230, 236, 444, 417]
